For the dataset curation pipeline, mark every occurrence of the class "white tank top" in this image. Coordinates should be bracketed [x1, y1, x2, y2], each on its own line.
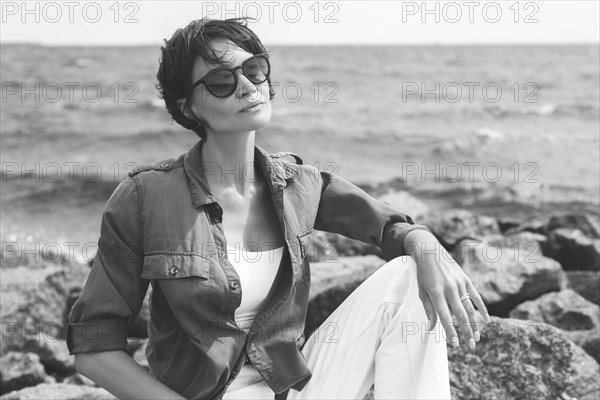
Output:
[226, 244, 284, 333]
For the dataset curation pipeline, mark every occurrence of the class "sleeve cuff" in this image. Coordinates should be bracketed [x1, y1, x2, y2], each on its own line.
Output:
[66, 317, 129, 354]
[381, 223, 432, 261]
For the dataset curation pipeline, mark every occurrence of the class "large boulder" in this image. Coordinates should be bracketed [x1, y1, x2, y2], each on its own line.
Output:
[1, 263, 89, 352]
[545, 228, 600, 271]
[452, 238, 567, 316]
[566, 339, 600, 400]
[503, 219, 547, 236]
[509, 289, 600, 363]
[448, 317, 600, 400]
[547, 213, 600, 238]
[0, 263, 89, 354]
[422, 209, 503, 248]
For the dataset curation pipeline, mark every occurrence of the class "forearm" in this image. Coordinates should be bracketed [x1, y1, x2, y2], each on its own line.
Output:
[75, 350, 186, 400]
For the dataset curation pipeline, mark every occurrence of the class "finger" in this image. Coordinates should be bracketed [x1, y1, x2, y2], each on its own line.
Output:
[448, 288, 475, 349]
[466, 279, 491, 323]
[429, 290, 460, 348]
[419, 288, 437, 331]
[459, 286, 481, 343]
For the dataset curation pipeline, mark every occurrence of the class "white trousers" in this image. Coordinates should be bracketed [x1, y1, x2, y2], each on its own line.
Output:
[223, 256, 452, 400]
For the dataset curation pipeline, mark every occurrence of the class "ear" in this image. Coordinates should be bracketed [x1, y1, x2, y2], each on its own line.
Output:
[176, 98, 189, 117]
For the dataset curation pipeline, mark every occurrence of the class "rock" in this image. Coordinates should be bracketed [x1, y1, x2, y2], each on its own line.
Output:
[377, 190, 430, 221]
[0, 352, 47, 395]
[509, 289, 600, 363]
[497, 217, 522, 233]
[61, 372, 96, 386]
[452, 238, 566, 316]
[1, 263, 89, 354]
[569, 330, 600, 366]
[305, 255, 387, 340]
[502, 231, 548, 252]
[546, 228, 600, 271]
[448, 317, 599, 400]
[0, 383, 116, 399]
[564, 339, 600, 400]
[504, 219, 547, 236]
[509, 289, 599, 331]
[547, 213, 600, 238]
[566, 271, 600, 306]
[1, 339, 74, 377]
[422, 209, 503, 248]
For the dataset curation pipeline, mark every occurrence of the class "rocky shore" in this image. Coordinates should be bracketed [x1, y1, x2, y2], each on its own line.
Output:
[1, 187, 598, 399]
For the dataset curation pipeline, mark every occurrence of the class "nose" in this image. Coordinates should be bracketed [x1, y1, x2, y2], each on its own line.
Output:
[235, 69, 259, 99]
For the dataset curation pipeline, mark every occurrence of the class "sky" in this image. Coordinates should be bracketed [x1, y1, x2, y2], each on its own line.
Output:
[0, 0, 599, 46]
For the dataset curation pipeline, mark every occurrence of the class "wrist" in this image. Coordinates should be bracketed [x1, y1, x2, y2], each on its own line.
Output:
[403, 229, 437, 256]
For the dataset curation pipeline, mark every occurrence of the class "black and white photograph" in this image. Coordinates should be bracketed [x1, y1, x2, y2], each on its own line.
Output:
[1, 1, 599, 399]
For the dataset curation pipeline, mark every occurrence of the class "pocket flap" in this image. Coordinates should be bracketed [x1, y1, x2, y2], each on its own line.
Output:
[142, 254, 211, 279]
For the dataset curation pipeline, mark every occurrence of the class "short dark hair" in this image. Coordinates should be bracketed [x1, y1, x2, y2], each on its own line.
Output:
[155, 17, 275, 140]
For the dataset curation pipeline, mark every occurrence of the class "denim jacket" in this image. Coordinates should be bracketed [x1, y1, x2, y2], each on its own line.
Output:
[66, 140, 429, 400]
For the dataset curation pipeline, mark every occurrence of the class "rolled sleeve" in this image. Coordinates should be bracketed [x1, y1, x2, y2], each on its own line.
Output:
[313, 169, 431, 261]
[66, 176, 148, 355]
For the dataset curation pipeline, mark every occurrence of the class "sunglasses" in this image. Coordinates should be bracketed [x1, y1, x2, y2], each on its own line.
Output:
[187, 53, 271, 99]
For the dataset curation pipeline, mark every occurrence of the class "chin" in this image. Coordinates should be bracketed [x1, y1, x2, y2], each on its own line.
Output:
[242, 110, 272, 130]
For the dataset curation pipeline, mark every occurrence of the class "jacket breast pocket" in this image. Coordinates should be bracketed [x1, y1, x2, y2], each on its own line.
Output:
[142, 253, 211, 280]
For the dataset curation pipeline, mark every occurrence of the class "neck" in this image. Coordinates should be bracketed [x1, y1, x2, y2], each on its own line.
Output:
[200, 131, 257, 197]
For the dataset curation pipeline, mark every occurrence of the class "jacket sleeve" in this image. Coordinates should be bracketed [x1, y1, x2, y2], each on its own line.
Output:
[66, 176, 149, 354]
[312, 168, 431, 262]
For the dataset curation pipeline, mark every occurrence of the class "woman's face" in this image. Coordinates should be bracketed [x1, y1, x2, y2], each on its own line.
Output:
[183, 39, 272, 135]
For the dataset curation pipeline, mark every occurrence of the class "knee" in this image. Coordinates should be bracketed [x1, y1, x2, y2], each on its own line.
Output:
[370, 256, 420, 304]
[384, 255, 417, 275]
[377, 256, 418, 285]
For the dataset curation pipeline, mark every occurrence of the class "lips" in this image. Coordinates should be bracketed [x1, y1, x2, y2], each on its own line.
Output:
[240, 102, 264, 112]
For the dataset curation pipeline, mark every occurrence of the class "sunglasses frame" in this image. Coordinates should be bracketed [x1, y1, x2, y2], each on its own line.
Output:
[187, 53, 271, 99]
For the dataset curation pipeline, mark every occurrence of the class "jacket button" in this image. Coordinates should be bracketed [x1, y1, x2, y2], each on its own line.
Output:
[230, 281, 239, 290]
[169, 266, 179, 276]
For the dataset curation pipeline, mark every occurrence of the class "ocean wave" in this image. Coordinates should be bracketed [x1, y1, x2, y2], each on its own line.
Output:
[432, 127, 507, 156]
[481, 103, 599, 118]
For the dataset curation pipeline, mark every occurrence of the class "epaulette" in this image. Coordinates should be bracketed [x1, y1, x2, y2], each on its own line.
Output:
[128, 158, 177, 177]
[269, 151, 303, 165]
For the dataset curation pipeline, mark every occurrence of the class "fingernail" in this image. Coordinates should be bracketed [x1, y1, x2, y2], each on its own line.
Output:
[451, 336, 459, 348]
[474, 331, 480, 342]
[469, 338, 475, 349]
[485, 314, 492, 323]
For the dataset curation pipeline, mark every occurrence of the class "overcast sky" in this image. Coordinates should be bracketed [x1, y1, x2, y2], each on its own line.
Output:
[1, 0, 598, 46]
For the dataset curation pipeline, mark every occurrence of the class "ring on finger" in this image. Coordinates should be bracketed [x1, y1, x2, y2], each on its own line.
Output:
[460, 293, 470, 302]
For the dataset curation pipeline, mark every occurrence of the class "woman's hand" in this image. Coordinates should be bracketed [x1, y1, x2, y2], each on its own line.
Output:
[403, 229, 491, 349]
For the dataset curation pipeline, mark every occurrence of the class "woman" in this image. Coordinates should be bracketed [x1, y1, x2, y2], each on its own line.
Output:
[67, 17, 490, 400]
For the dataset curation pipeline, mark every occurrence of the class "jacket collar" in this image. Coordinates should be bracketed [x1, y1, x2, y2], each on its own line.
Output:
[182, 140, 298, 209]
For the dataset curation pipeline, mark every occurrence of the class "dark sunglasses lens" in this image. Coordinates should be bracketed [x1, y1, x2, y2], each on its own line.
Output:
[205, 70, 237, 97]
[243, 56, 270, 84]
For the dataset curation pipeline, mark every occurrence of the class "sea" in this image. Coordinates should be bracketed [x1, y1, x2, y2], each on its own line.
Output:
[1, 44, 599, 260]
